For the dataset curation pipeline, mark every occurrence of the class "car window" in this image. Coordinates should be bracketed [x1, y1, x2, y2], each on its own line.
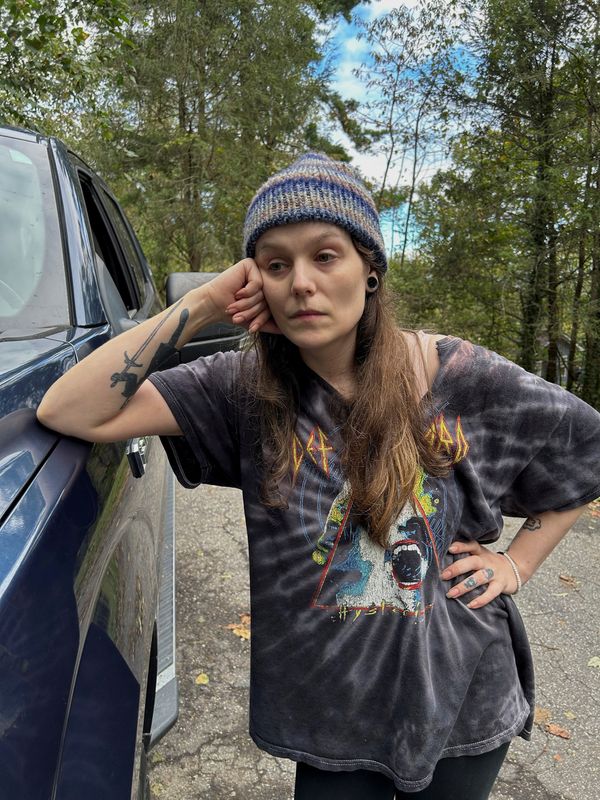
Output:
[99, 188, 148, 304]
[77, 175, 139, 312]
[0, 135, 69, 334]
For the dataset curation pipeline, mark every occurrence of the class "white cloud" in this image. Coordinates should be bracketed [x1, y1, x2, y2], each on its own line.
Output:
[331, 56, 368, 101]
[326, 0, 453, 199]
[344, 35, 369, 55]
[351, 149, 391, 184]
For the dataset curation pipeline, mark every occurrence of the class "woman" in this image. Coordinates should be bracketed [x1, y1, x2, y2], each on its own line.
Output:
[38, 153, 600, 799]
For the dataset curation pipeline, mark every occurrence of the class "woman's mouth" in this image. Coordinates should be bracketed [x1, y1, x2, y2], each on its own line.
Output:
[291, 310, 325, 318]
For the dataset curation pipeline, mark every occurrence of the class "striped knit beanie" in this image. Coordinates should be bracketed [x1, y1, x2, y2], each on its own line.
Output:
[243, 152, 387, 272]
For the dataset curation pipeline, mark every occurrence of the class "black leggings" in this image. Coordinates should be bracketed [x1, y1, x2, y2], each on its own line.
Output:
[294, 741, 510, 800]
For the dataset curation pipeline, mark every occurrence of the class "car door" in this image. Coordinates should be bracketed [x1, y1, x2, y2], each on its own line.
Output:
[51, 158, 172, 800]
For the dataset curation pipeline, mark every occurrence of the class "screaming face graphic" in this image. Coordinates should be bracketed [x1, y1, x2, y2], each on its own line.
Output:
[311, 479, 440, 616]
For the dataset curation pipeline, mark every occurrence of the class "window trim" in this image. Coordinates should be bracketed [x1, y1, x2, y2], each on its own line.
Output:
[97, 184, 151, 312]
[76, 169, 142, 313]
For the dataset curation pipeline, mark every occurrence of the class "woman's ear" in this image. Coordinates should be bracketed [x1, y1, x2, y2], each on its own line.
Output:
[366, 272, 379, 294]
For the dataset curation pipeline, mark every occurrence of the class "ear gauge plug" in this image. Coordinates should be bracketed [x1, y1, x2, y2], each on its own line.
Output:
[366, 275, 379, 292]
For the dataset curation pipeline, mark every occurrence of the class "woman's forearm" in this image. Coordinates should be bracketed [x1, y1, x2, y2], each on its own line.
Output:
[505, 505, 589, 584]
[37, 286, 218, 436]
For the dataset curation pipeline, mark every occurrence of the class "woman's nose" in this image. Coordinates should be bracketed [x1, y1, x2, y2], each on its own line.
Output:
[290, 262, 316, 295]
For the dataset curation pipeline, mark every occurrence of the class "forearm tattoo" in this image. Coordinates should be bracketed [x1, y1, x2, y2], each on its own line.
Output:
[522, 517, 542, 531]
[110, 300, 189, 405]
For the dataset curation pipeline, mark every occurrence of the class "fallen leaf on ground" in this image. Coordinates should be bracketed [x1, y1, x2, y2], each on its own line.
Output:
[226, 612, 251, 640]
[195, 672, 210, 685]
[545, 723, 571, 739]
[558, 574, 579, 589]
[587, 656, 600, 668]
[534, 707, 551, 726]
[563, 710, 577, 720]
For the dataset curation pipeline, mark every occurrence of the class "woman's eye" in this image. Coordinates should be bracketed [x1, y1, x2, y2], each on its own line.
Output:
[267, 261, 286, 272]
[316, 252, 335, 263]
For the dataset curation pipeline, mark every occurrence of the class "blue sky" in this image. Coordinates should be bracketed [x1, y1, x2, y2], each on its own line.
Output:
[321, 0, 452, 254]
[325, 1, 422, 182]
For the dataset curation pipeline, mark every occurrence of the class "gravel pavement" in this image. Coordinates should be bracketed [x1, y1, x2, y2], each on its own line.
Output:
[148, 483, 600, 799]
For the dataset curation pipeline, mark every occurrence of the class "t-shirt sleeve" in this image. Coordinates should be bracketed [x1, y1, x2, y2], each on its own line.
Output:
[498, 380, 600, 516]
[451, 342, 600, 518]
[148, 349, 245, 489]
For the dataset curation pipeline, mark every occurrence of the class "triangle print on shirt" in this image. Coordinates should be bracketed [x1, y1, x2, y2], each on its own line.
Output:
[309, 469, 447, 618]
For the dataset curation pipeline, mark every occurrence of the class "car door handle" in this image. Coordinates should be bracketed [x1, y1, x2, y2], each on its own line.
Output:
[126, 436, 148, 478]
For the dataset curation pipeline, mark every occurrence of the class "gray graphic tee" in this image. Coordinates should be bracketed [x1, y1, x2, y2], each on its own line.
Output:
[148, 336, 600, 792]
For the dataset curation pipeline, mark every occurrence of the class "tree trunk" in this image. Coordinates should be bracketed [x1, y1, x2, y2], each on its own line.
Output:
[544, 210, 559, 383]
[567, 232, 587, 392]
[580, 8, 600, 407]
[519, 37, 557, 374]
[519, 155, 550, 373]
[582, 168, 600, 408]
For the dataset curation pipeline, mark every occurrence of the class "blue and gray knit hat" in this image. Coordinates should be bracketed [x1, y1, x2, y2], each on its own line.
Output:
[243, 152, 387, 272]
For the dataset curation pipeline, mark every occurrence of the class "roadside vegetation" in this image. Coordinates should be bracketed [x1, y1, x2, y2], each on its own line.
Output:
[2, 0, 599, 408]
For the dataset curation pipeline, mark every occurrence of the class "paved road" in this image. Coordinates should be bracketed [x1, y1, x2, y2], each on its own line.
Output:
[148, 483, 600, 799]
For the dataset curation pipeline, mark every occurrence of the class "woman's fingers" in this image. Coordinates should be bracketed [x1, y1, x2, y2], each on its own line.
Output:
[226, 291, 264, 315]
[440, 555, 483, 581]
[235, 260, 264, 298]
[442, 541, 515, 608]
[448, 539, 480, 555]
[224, 299, 282, 336]
[229, 300, 267, 325]
[247, 304, 282, 334]
[445, 566, 494, 599]
[465, 582, 503, 609]
[230, 301, 265, 322]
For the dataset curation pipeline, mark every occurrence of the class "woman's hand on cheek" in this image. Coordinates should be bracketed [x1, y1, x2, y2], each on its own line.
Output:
[225, 260, 282, 335]
[203, 258, 279, 333]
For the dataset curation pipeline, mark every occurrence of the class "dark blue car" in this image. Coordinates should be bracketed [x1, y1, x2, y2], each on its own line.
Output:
[0, 124, 243, 799]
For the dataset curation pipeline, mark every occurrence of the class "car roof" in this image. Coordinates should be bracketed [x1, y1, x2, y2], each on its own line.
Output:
[0, 123, 99, 175]
[0, 124, 48, 145]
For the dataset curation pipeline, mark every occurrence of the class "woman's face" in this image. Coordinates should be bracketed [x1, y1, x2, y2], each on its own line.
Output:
[254, 222, 375, 363]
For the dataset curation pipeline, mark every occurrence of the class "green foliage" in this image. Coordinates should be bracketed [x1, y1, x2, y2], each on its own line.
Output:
[70, 0, 367, 290]
[356, 0, 600, 404]
[0, 0, 129, 129]
[5, 0, 600, 404]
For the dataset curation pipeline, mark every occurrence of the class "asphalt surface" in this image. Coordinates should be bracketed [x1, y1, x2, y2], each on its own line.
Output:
[148, 483, 600, 799]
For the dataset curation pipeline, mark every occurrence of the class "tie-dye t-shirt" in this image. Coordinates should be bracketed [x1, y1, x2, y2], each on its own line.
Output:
[148, 335, 600, 793]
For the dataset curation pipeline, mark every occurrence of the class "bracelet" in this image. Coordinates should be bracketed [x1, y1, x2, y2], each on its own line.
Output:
[498, 551, 522, 594]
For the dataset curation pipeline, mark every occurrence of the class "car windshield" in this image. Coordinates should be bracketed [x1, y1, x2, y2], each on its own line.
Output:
[0, 133, 69, 337]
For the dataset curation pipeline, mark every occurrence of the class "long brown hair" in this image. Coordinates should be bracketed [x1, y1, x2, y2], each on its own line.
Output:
[241, 239, 450, 546]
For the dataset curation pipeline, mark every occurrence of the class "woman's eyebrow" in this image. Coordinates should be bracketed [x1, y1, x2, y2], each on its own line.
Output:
[255, 241, 279, 254]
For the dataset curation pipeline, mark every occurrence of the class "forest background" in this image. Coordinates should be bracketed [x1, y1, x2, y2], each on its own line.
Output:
[2, 0, 600, 409]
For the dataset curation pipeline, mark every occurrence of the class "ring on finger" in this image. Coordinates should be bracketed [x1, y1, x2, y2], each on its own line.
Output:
[464, 568, 494, 590]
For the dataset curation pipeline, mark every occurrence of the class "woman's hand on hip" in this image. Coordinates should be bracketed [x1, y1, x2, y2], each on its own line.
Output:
[204, 258, 280, 334]
[440, 540, 520, 609]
